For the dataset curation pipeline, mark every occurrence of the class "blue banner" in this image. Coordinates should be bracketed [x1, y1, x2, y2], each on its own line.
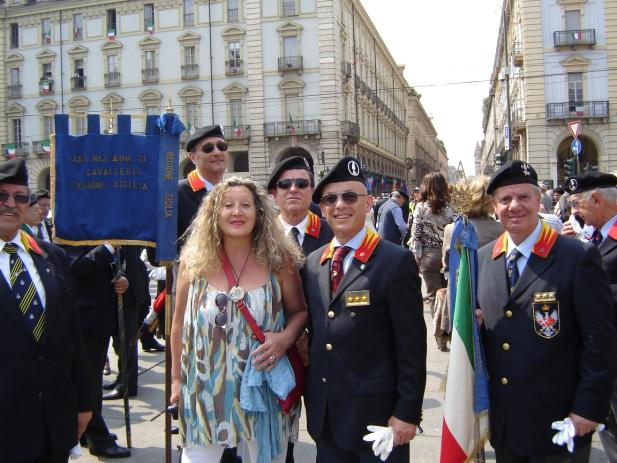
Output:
[51, 113, 181, 263]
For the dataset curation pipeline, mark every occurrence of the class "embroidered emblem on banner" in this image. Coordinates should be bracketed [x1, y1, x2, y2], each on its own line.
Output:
[344, 290, 370, 307]
[532, 295, 560, 339]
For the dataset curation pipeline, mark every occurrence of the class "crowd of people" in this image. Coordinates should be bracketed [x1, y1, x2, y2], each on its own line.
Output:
[1, 125, 617, 463]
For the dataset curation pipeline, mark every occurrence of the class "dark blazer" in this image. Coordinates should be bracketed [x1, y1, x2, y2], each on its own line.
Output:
[0, 236, 91, 461]
[63, 245, 118, 340]
[178, 178, 208, 248]
[301, 215, 334, 257]
[303, 235, 426, 451]
[121, 246, 150, 310]
[477, 229, 616, 457]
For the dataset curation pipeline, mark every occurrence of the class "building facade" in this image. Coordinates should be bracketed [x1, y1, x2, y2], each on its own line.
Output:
[1, 0, 439, 193]
[478, 0, 616, 186]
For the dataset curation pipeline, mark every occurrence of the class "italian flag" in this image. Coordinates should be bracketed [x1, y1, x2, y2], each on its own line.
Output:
[6, 143, 16, 159]
[440, 221, 489, 463]
[42, 140, 51, 154]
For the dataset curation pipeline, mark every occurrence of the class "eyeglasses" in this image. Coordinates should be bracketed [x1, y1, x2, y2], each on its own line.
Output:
[214, 293, 228, 327]
[201, 141, 228, 154]
[320, 191, 368, 207]
[568, 198, 584, 209]
[277, 178, 310, 190]
[0, 191, 30, 205]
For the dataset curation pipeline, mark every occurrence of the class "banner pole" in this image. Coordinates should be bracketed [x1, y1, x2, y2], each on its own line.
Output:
[165, 264, 173, 463]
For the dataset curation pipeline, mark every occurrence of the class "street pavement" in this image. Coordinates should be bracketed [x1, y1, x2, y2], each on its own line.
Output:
[81, 303, 609, 462]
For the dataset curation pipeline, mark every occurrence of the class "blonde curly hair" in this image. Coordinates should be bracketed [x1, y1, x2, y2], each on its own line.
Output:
[180, 177, 304, 281]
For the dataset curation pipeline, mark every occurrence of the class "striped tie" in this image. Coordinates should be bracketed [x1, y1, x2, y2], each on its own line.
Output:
[4, 244, 45, 341]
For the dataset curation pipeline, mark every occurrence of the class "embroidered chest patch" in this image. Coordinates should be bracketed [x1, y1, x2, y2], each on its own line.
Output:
[532, 299, 560, 339]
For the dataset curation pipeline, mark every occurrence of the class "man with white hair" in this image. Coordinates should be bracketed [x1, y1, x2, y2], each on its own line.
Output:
[563, 171, 617, 461]
[376, 190, 407, 244]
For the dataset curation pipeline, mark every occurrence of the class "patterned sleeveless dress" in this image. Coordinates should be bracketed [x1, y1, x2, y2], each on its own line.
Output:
[179, 273, 300, 449]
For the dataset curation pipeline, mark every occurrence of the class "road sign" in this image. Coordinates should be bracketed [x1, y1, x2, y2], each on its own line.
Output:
[571, 138, 581, 156]
[568, 120, 582, 139]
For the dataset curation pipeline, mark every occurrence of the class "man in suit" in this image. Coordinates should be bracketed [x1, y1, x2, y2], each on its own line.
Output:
[303, 156, 426, 462]
[268, 155, 333, 257]
[0, 158, 92, 462]
[376, 190, 407, 244]
[477, 160, 616, 461]
[31, 189, 52, 243]
[562, 171, 617, 460]
[63, 243, 131, 458]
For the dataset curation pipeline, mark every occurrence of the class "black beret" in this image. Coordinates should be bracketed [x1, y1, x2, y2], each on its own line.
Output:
[267, 156, 313, 190]
[0, 158, 28, 186]
[565, 171, 617, 195]
[487, 160, 538, 195]
[186, 125, 225, 152]
[29, 189, 50, 206]
[312, 156, 366, 203]
[395, 189, 409, 200]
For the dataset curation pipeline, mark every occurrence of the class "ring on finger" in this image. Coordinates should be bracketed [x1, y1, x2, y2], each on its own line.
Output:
[269, 355, 276, 362]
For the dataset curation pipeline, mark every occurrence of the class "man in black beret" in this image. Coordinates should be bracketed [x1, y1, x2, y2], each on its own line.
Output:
[179, 124, 228, 245]
[0, 158, 92, 461]
[30, 189, 52, 243]
[303, 156, 426, 462]
[562, 171, 617, 460]
[476, 160, 616, 460]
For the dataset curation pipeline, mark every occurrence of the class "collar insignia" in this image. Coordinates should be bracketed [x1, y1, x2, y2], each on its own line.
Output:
[608, 221, 617, 241]
[492, 221, 557, 260]
[305, 211, 321, 238]
[187, 169, 205, 192]
[20, 230, 43, 255]
[320, 227, 380, 264]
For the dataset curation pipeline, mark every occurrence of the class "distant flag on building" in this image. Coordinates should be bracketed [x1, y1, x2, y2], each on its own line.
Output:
[288, 113, 295, 134]
[107, 28, 116, 39]
[41, 140, 51, 154]
[6, 143, 16, 159]
[440, 218, 490, 463]
[232, 119, 242, 137]
[187, 122, 195, 135]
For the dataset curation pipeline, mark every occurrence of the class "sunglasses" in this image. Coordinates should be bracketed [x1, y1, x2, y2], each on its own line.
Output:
[277, 178, 310, 190]
[0, 191, 30, 205]
[214, 293, 228, 327]
[201, 141, 228, 154]
[320, 191, 368, 207]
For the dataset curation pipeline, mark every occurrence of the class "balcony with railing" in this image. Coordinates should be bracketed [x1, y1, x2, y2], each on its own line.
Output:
[39, 78, 54, 95]
[546, 100, 608, 120]
[104, 71, 121, 88]
[182, 64, 199, 80]
[264, 119, 321, 137]
[224, 125, 250, 140]
[341, 120, 359, 143]
[142, 68, 159, 84]
[228, 8, 239, 22]
[2, 142, 30, 158]
[8, 84, 22, 98]
[71, 75, 86, 90]
[278, 56, 303, 72]
[225, 60, 243, 76]
[553, 29, 596, 48]
[282, 0, 296, 16]
[511, 107, 526, 134]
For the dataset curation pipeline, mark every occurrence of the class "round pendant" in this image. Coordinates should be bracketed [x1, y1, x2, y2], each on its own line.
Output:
[228, 285, 245, 302]
[215, 311, 227, 328]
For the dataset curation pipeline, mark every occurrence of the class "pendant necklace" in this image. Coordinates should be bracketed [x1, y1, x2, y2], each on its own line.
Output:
[224, 249, 251, 302]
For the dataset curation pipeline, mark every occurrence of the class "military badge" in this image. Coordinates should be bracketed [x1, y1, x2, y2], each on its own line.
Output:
[532, 293, 560, 339]
[344, 290, 370, 307]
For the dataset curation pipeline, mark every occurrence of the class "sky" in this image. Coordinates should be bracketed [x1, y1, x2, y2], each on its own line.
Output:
[360, 0, 503, 175]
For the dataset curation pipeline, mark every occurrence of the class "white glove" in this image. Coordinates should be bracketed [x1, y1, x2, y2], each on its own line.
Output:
[551, 417, 605, 453]
[363, 425, 394, 461]
[149, 266, 166, 281]
[69, 443, 82, 459]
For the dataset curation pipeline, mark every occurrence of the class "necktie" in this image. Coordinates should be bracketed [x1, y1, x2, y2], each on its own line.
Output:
[506, 248, 522, 293]
[37, 223, 44, 239]
[289, 227, 301, 246]
[3, 244, 45, 341]
[331, 246, 352, 295]
[591, 229, 603, 247]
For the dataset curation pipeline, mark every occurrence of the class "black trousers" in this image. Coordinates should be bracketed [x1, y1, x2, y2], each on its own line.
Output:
[111, 302, 140, 394]
[494, 442, 591, 463]
[82, 337, 115, 449]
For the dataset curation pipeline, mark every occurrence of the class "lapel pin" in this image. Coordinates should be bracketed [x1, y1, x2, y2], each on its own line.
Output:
[360, 264, 365, 270]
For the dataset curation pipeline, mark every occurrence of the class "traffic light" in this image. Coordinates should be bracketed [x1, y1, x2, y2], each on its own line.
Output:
[563, 157, 577, 177]
[495, 152, 505, 167]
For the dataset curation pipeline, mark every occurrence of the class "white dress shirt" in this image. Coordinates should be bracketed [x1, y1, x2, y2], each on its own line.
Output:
[505, 219, 543, 278]
[599, 214, 617, 241]
[279, 214, 309, 246]
[331, 227, 367, 273]
[0, 234, 47, 307]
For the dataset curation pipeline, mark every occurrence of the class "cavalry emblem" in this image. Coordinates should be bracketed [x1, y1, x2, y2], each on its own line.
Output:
[532, 301, 560, 339]
[347, 160, 360, 176]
